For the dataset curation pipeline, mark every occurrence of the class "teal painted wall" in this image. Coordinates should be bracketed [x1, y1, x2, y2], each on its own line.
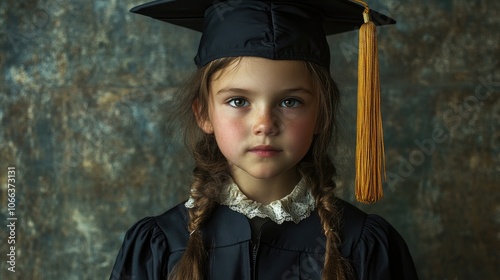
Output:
[1, 0, 499, 279]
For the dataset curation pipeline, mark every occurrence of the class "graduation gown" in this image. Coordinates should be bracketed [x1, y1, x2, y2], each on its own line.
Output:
[110, 199, 418, 280]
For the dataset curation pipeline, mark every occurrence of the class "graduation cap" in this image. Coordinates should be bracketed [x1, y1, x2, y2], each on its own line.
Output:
[131, 0, 396, 203]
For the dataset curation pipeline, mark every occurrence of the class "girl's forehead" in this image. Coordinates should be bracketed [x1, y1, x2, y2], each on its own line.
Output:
[209, 57, 315, 95]
[214, 57, 309, 79]
[216, 57, 308, 75]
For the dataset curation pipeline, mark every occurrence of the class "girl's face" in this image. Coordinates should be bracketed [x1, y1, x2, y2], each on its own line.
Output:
[199, 57, 319, 185]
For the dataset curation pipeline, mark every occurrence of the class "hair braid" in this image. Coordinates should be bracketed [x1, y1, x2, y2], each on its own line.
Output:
[167, 58, 239, 280]
[169, 135, 229, 280]
[301, 155, 351, 280]
[300, 62, 354, 279]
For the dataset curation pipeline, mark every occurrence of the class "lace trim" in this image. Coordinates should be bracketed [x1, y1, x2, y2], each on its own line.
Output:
[185, 178, 315, 224]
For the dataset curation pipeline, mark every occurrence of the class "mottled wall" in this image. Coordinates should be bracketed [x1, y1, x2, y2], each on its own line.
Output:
[0, 0, 498, 279]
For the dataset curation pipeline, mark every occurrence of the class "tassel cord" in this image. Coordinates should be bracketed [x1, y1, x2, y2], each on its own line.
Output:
[353, 1, 387, 203]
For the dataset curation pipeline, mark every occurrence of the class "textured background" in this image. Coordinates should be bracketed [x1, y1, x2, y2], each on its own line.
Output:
[1, 0, 499, 279]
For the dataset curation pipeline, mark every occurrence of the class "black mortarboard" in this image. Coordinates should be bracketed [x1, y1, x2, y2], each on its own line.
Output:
[131, 0, 396, 203]
[131, 0, 394, 68]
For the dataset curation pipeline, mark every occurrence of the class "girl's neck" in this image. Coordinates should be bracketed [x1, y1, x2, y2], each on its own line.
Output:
[230, 167, 301, 205]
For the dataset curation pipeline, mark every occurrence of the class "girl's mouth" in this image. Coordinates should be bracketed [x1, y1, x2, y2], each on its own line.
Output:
[249, 145, 282, 157]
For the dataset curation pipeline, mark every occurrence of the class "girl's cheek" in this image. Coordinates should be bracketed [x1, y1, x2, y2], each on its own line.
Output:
[215, 114, 246, 139]
[289, 119, 316, 142]
[285, 115, 314, 130]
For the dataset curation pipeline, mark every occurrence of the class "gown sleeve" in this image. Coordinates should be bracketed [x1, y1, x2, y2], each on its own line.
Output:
[351, 214, 419, 280]
[110, 217, 169, 280]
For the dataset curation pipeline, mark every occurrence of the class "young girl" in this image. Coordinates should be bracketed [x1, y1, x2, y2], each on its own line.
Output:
[111, 0, 418, 279]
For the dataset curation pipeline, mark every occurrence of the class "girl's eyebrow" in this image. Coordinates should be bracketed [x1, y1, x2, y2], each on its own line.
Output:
[216, 87, 253, 95]
[216, 87, 314, 96]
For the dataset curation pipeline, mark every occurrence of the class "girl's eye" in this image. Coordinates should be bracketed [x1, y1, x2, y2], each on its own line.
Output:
[227, 98, 249, 108]
[280, 98, 301, 108]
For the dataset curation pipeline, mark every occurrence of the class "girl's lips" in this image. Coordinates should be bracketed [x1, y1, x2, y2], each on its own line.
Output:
[249, 145, 282, 157]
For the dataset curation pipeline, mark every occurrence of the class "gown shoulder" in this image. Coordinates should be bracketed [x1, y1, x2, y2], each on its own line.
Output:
[339, 200, 419, 280]
[110, 204, 188, 280]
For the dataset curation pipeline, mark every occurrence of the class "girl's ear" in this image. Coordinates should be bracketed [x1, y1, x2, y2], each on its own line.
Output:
[192, 98, 214, 134]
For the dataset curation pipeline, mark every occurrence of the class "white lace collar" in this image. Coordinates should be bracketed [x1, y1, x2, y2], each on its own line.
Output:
[185, 178, 316, 224]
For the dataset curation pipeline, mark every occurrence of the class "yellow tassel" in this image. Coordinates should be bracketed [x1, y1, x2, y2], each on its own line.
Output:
[354, 5, 386, 203]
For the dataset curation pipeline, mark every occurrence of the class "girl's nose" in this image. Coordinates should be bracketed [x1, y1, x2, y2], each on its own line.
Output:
[253, 108, 279, 136]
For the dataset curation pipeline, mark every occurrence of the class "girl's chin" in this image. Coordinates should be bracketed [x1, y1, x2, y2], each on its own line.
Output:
[229, 165, 299, 182]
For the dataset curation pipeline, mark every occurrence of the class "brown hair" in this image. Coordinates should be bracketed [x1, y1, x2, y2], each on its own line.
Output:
[168, 57, 351, 280]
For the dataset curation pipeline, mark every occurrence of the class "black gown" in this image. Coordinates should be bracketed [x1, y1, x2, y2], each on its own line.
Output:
[110, 199, 418, 280]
